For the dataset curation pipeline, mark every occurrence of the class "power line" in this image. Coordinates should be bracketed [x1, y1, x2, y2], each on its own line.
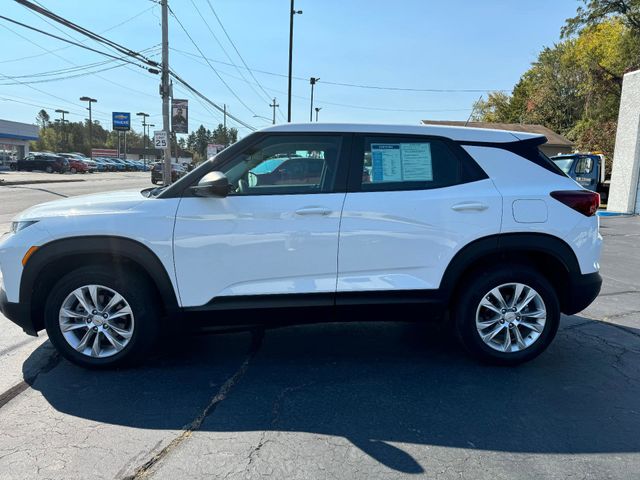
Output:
[204, 0, 285, 120]
[188, 0, 269, 110]
[0, 20, 161, 101]
[14, 0, 159, 68]
[0, 15, 155, 71]
[167, 5, 258, 117]
[0, 62, 131, 85]
[0, 5, 154, 64]
[172, 48, 471, 114]
[170, 70, 256, 131]
[170, 47, 508, 94]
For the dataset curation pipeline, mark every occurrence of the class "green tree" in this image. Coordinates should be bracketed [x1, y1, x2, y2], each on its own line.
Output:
[36, 109, 50, 130]
[563, 0, 640, 37]
[474, 17, 640, 162]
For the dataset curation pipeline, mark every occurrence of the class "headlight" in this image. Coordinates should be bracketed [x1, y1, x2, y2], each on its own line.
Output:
[10, 220, 38, 234]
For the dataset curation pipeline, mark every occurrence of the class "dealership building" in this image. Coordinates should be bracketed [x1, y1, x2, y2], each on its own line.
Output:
[0, 119, 39, 167]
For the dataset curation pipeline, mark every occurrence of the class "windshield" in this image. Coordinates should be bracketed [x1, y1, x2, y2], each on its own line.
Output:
[552, 158, 574, 174]
[249, 158, 286, 175]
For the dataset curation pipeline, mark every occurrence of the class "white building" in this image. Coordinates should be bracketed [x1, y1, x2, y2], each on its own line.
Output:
[0, 119, 39, 167]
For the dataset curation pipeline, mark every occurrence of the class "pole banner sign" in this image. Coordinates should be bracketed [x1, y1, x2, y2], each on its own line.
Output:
[171, 99, 188, 133]
[112, 112, 131, 131]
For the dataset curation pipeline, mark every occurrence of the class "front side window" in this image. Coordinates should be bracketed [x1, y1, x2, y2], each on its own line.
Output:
[217, 135, 343, 196]
[358, 136, 460, 191]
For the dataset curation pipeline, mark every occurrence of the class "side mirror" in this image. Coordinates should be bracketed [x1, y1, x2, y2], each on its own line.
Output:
[190, 171, 231, 197]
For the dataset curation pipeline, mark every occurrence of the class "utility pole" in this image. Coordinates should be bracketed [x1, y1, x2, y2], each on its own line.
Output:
[79, 97, 96, 156]
[161, 0, 172, 185]
[309, 77, 319, 122]
[315, 107, 322, 122]
[270, 98, 279, 125]
[288, 0, 302, 122]
[223, 104, 227, 130]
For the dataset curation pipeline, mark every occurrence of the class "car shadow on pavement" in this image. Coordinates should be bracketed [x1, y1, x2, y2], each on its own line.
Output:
[23, 314, 640, 474]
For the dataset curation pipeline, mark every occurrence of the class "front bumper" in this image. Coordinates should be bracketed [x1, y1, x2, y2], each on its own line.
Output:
[0, 285, 36, 336]
[563, 272, 602, 315]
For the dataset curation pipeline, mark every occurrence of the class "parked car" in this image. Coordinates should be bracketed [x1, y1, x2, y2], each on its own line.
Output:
[90, 157, 110, 172]
[15, 152, 69, 173]
[99, 158, 124, 172]
[551, 153, 610, 203]
[0, 123, 602, 369]
[108, 158, 132, 171]
[151, 162, 185, 184]
[59, 153, 97, 173]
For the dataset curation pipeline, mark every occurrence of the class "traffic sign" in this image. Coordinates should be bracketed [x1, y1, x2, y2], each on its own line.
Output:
[154, 131, 168, 148]
[112, 112, 130, 131]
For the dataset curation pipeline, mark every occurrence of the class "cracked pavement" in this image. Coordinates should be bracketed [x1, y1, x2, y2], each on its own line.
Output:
[0, 178, 639, 480]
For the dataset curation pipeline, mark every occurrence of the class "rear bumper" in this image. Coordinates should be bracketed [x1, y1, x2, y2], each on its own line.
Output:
[563, 272, 602, 315]
[0, 286, 36, 336]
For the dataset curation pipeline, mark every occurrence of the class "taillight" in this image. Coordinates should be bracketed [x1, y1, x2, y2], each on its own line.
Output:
[550, 190, 600, 217]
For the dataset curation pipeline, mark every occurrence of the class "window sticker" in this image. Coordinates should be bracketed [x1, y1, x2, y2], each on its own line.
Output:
[370, 143, 433, 182]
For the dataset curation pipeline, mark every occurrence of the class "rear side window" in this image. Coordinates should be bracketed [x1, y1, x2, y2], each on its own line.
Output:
[575, 156, 594, 174]
[357, 136, 462, 192]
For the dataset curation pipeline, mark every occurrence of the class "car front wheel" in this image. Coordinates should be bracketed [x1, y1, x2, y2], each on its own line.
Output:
[454, 265, 560, 365]
[44, 266, 159, 369]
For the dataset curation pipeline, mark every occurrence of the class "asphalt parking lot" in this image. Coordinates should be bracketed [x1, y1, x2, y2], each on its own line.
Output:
[0, 175, 639, 479]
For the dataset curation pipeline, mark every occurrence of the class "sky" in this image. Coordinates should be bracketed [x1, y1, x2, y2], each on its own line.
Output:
[0, 0, 580, 138]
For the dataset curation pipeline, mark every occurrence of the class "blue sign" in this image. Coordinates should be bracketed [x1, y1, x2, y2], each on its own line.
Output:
[112, 112, 131, 131]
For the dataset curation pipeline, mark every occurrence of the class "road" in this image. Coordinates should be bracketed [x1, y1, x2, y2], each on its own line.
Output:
[0, 176, 639, 479]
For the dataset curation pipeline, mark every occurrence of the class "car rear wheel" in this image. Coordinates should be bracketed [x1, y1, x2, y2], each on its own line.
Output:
[454, 265, 560, 365]
[44, 266, 160, 369]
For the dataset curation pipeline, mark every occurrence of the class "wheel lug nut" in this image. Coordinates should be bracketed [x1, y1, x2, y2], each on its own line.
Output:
[92, 326, 98, 332]
[92, 310, 97, 315]
[501, 309, 506, 313]
[104, 324, 109, 329]
[103, 313, 108, 319]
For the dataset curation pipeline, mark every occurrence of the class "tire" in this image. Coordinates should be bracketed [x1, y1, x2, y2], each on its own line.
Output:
[454, 264, 560, 366]
[45, 166, 53, 173]
[70, 167, 77, 174]
[44, 265, 160, 369]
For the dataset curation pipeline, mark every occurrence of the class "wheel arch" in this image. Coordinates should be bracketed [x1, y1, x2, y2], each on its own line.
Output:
[440, 233, 581, 314]
[21, 236, 179, 333]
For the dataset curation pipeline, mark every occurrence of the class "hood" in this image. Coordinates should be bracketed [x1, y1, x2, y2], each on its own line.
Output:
[15, 189, 148, 222]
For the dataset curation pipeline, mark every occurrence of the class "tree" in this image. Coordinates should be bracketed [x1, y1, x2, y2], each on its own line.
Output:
[36, 109, 50, 130]
[563, 0, 640, 37]
[473, 17, 640, 161]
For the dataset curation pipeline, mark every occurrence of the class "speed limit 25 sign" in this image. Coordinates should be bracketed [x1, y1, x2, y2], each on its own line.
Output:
[154, 131, 168, 148]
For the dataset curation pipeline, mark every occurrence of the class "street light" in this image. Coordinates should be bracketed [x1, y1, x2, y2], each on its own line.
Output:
[55, 109, 69, 149]
[309, 77, 319, 122]
[137, 112, 149, 167]
[287, 0, 302, 122]
[314, 107, 322, 122]
[79, 97, 97, 156]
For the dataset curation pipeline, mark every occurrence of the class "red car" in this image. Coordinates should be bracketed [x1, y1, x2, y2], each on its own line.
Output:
[67, 158, 89, 174]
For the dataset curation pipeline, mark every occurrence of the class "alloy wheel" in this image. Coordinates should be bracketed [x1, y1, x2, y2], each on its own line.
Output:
[475, 282, 547, 353]
[58, 284, 135, 358]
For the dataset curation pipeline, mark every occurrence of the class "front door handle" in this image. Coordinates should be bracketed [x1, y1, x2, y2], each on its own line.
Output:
[295, 207, 331, 216]
[451, 202, 489, 212]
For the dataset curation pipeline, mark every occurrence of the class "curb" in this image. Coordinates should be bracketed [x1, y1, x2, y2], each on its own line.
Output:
[0, 178, 86, 186]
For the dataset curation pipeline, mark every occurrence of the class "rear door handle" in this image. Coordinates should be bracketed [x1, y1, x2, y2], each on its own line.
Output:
[295, 207, 331, 216]
[451, 202, 489, 212]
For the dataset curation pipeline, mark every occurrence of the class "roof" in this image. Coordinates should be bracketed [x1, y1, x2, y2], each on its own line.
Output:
[260, 123, 544, 144]
[420, 121, 573, 147]
[0, 119, 39, 141]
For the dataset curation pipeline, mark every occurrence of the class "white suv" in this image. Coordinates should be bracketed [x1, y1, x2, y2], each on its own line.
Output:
[0, 124, 602, 368]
